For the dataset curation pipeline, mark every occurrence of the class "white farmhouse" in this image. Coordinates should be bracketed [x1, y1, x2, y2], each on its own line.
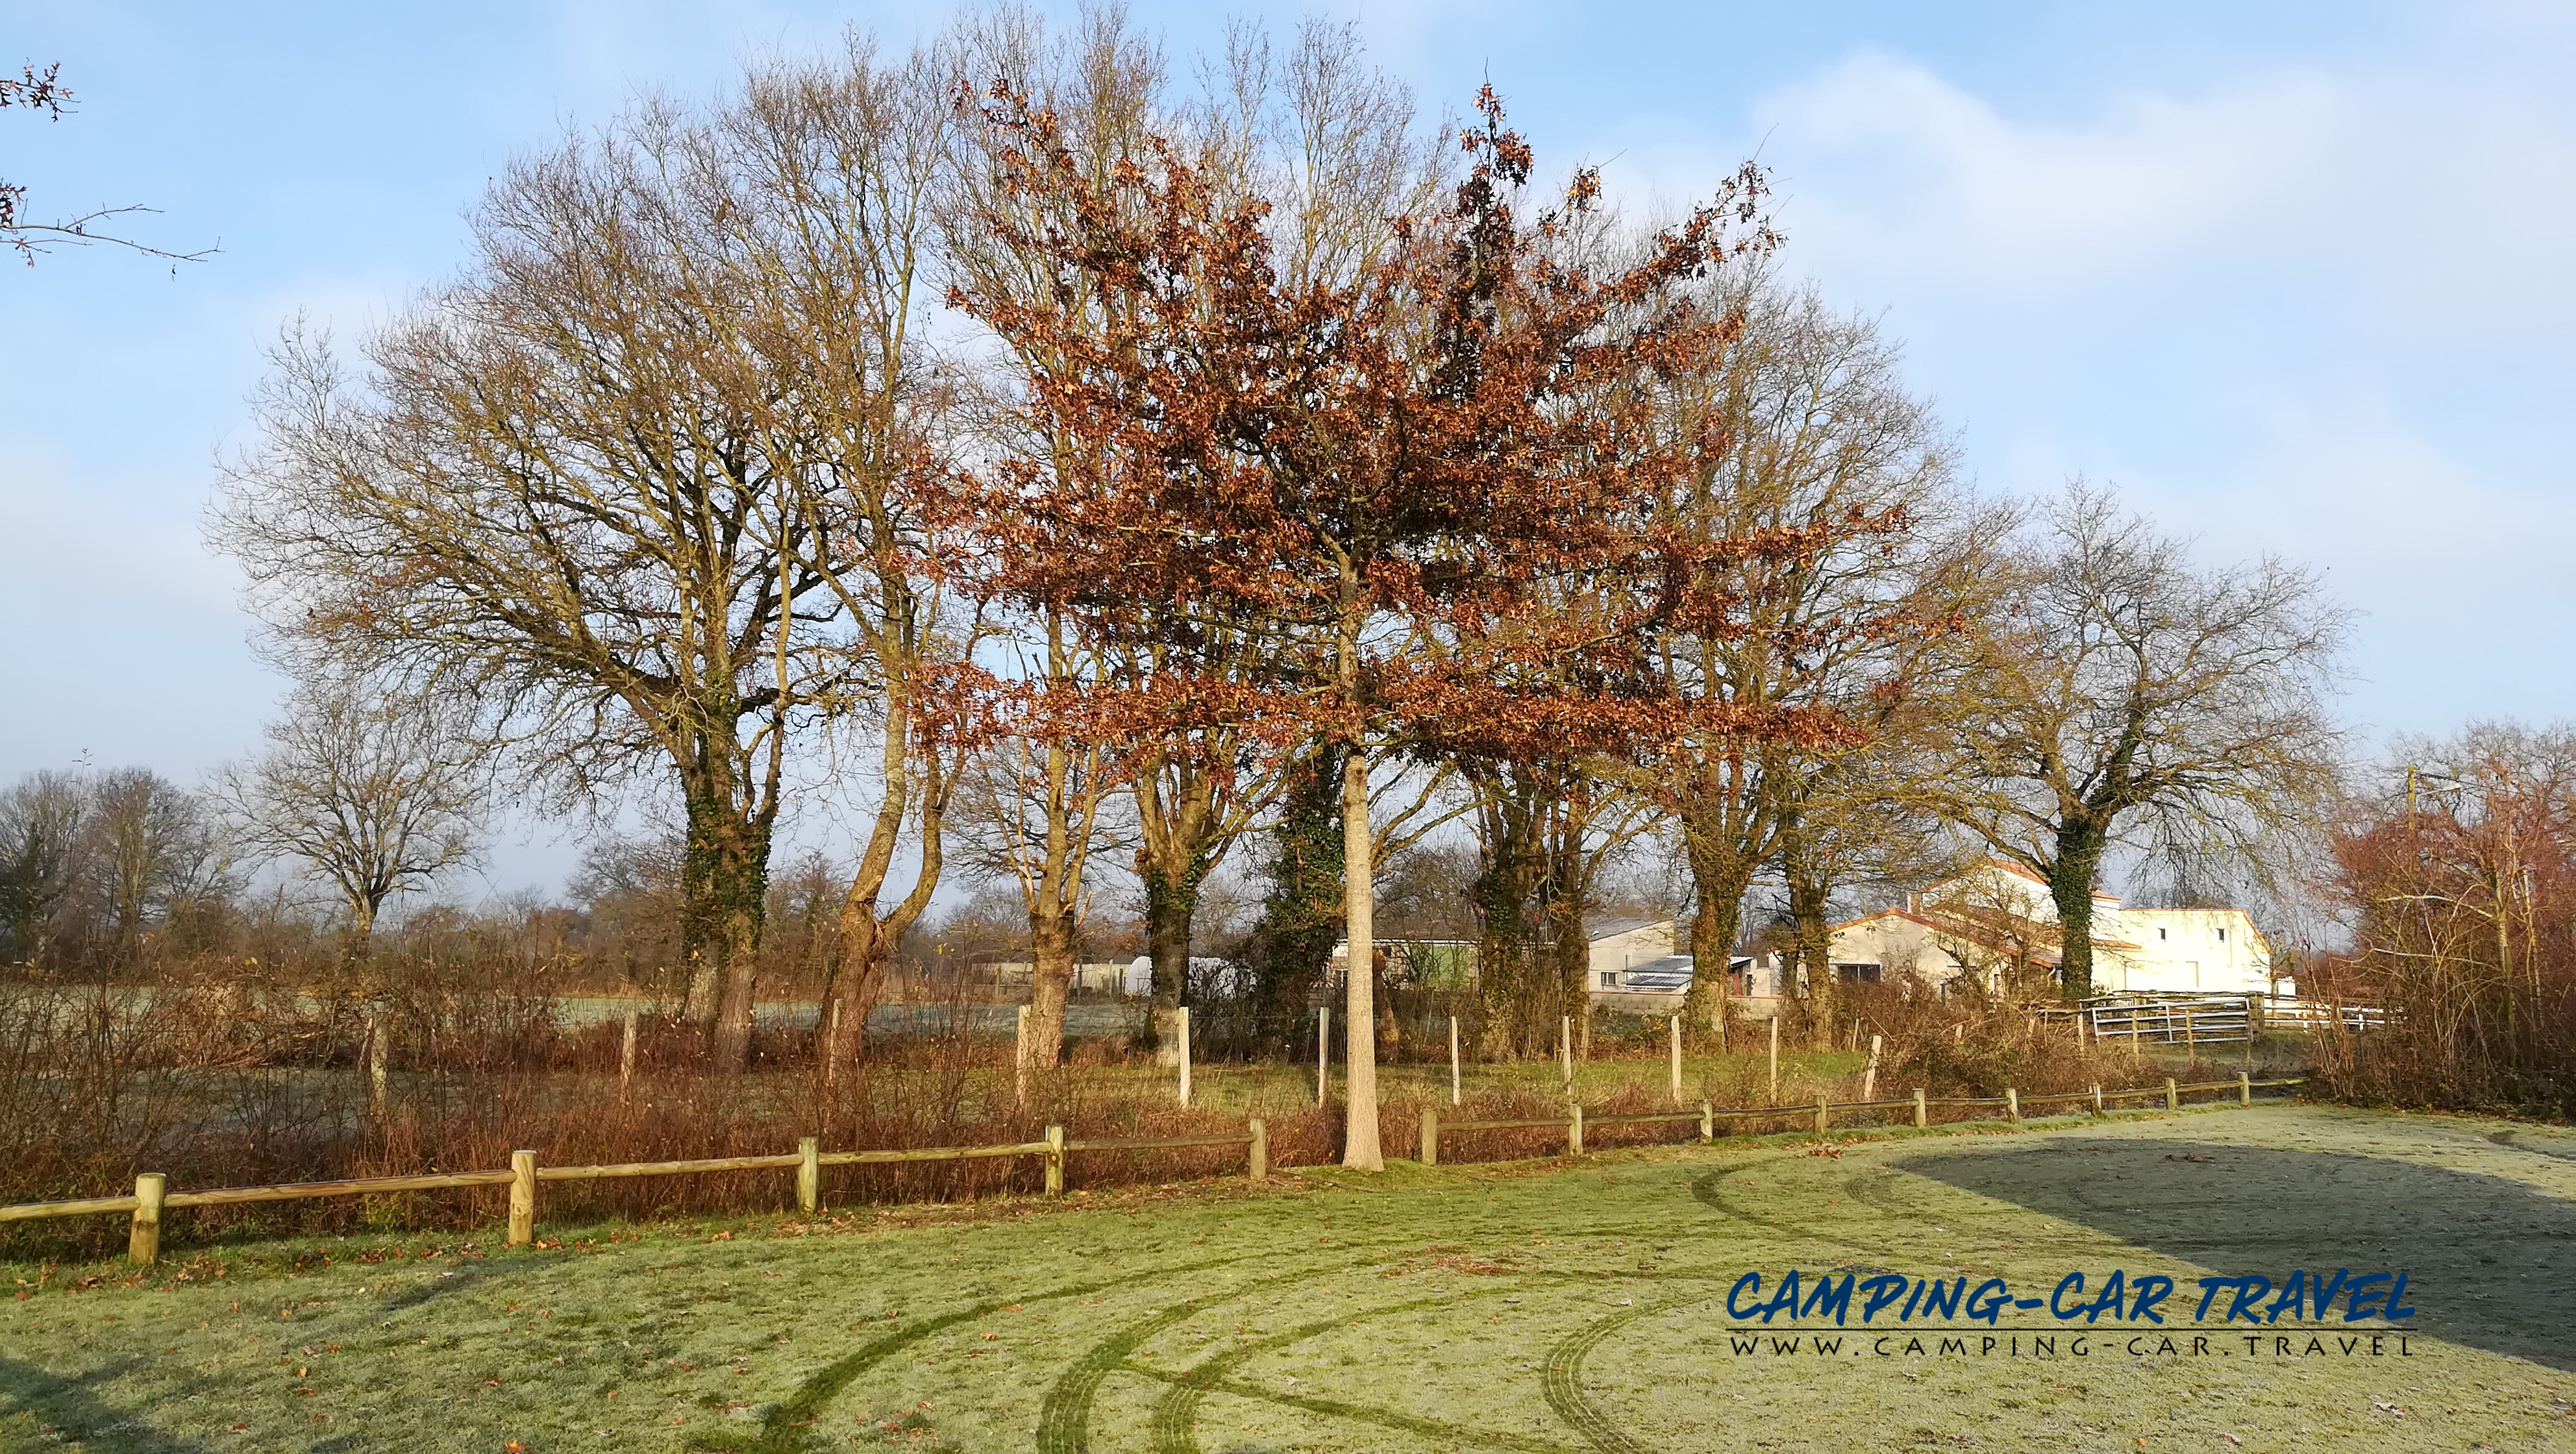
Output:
[1825, 859, 2277, 998]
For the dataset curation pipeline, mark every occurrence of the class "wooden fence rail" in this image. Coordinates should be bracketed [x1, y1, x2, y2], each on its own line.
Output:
[8, 1074, 2303, 1265]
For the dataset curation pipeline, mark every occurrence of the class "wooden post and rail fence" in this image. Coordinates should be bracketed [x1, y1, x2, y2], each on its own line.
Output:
[8, 1074, 2297, 1266]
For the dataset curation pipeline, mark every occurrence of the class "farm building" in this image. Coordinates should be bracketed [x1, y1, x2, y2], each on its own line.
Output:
[1824, 859, 2279, 996]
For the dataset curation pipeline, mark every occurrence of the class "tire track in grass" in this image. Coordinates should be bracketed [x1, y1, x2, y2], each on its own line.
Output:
[723, 1251, 1261, 1454]
[1174, 1375, 1588, 1454]
[750, 1153, 1906, 1453]
[1037, 1251, 1487, 1454]
[1142, 1289, 1483, 1454]
[1538, 1300, 1685, 1454]
[1137, 1268, 1747, 1453]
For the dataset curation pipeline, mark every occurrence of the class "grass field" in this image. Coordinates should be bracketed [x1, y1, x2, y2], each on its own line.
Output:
[5, 1101, 2571, 1453]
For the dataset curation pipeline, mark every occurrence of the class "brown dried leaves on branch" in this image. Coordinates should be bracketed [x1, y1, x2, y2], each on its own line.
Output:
[943, 82, 1879, 763]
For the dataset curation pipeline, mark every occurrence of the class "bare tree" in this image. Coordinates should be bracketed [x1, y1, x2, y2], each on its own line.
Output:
[948, 610, 1121, 1072]
[0, 770, 90, 969]
[1609, 278, 1960, 1041]
[3, 62, 212, 266]
[1936, 482, 2349, 1000]
[214, 38, 964, 1069]
[86, 769, 229, 964]
[212, 676, 485, 958]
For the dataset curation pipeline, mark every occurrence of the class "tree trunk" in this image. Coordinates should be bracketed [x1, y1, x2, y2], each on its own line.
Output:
[1140, 850, 1205, 1065]
[2048, 824, 2109, 1002]
[346, 896, 380, 967]
[1783, 834, 1835, 1050]
[1248, 745, 1344, 1053]
[1340, 753, 1383, 1170]
[679, 758, 773, 1063]
[1547, 790, 1591, 1063]
[1025, 911, 1074, 1072]
[831, 906, 887, 1067]
[1680, 835, 1751, 1042]
[1471, 780, 1540, 1058]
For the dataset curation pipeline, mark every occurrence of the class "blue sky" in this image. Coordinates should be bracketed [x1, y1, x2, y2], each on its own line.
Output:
[6, 1, 2573, 898]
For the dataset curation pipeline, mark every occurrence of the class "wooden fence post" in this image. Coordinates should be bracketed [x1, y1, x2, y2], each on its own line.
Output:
[1248, 1118, 1267, 1180]
[1863, 1034, 1883, 1103]
[2092, 1084, 2104, 1116]
[1043, 1125, 1065, 1196]
[1177, 1007, 1192, 1107]
[1317, 1006, 1329, 1107]
[1815, 1094, 1831, 1133]
[820, 999, 839, 1090]
[1419, 1105, 1439, 1166]
[1015, 1005, 1031, 1105]
[1669, 1015, 1683, 1105]
[2005, 1089, 2020, 1123]
[1698, 1099, 1714, 1142]
[508, 1150, 537, 1246]
[1913, 1088, 1927, 1129]
[1568, 1104, 1583, 1156]
[2238, 1070, 2252, 1106]
[1767, 1016, 1779, 1103]
[365, 1006, 390, 1118]
[618, 1006, 638, 1098]
[2164, 1076, 2178, 1110]
[1449, 1015, 1462, 1106]
[129, 1173, 164, 1266]
[797, 1137, 820, 1214]
[1559, 1017, 1572, 1088]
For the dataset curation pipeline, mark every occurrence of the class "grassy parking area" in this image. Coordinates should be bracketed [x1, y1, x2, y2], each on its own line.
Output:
[5, 1102, 2571, 1452]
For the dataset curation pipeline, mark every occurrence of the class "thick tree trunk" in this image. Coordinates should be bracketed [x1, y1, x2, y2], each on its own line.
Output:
[2048, 823, 2109, 1002]
[1140, 852, 1204, 1064]
[1025, 912, 1074, 1072]
[678, 762, 771, 1070]
[1340, 754, 1383, 1170]
[1248, 746, 1344, 1052]
[1483, 767, 1535, 1060]
[1783, 835, 1836, 1050]
[830, 907, 887, 1067]
[1472, 788, 1539, 1057]
[1680, 835, 1751, 1042]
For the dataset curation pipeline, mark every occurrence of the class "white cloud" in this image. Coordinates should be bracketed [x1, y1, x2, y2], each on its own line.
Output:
[1750, 53, 2344, 292]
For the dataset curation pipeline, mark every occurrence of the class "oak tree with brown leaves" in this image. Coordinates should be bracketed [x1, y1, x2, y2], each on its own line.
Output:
[948, 82, 1855, 1168]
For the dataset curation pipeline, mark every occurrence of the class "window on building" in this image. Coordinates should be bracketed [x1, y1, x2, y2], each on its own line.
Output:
[2216, 928, 2226, 942]
[2157, 927, 2167, 941]
[1599, 971, 1616, 988]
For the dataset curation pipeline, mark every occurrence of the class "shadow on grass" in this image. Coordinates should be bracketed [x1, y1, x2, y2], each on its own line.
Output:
[1892, 1136, 2576, 1371]
[0, 1355, 204, 1453]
